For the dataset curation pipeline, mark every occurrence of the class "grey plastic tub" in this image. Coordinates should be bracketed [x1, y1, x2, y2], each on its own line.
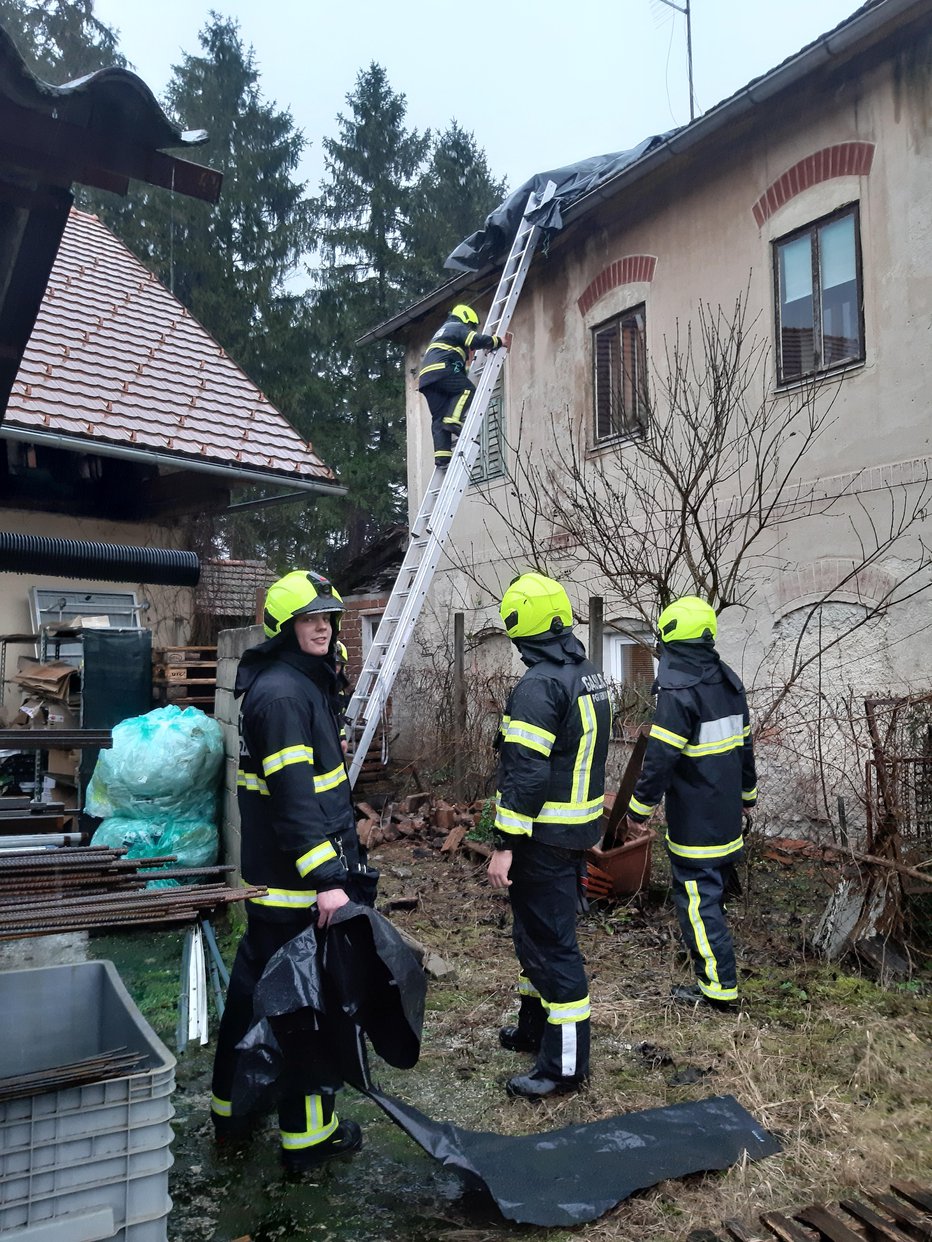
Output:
[0, 961, 175, 1242]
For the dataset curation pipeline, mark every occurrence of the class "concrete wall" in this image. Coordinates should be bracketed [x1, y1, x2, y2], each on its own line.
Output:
[215, 624, 260, 877]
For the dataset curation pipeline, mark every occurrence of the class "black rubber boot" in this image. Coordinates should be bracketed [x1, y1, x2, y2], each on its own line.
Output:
[670, 983, 736, 1012]
[506, 1072, 587, 1100]
[281, 1120, 363, 1174]
[498, 1025, 541, 1053]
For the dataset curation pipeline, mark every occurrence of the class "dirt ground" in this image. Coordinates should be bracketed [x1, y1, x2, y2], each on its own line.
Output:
[91, 829, 932, 1242]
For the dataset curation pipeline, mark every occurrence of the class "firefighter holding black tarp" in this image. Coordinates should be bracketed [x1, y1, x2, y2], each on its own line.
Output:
[487, 572, 612, 1099]
[210, 569, 368, 1173]
[626, 596, 757, 1011]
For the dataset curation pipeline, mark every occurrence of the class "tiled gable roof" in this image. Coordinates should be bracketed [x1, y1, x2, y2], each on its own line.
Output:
[5, 209, 336, 484]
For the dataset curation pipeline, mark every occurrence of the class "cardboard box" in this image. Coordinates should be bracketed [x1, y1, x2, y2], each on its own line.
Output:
[46, 748, 79, 779]
[13, 659, 79, 701]
[13, 697, 78, 730]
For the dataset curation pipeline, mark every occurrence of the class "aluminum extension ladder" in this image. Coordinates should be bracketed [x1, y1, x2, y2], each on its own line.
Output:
[346, 180, 557, 787]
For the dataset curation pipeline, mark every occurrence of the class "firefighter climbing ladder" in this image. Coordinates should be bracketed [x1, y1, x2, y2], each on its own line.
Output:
[346, 181, 557, 787]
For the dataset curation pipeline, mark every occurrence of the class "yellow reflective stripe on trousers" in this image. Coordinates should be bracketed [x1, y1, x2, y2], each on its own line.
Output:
[503, 719, 556, 757]
[246, 884, 317, 909]
[651, 723, 687, 749]
[262, 744, 314, 777]
[296, 839, 338, 878]
[684, 879, 724, 990]
[210, 1094, 232, 1117]
[237, 769, 269, 795]
[629, 795, 655, 817]
[280, 1093, 339, 1150]
[493, 801, 533, 835]
[535, 795, 603, 824]
[571, 694, 597, 803]
[517, 973, 540, 998]
[314, 764, 348, 794]
[666, 833, 744, 859]
[543, 995, 591, 1024]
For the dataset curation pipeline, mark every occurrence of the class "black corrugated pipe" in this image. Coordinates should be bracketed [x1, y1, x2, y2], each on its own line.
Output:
[0, 532, 200, 585]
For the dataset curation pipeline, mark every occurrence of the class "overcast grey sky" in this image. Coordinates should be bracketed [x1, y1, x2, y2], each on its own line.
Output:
[94, 0, 862, 194]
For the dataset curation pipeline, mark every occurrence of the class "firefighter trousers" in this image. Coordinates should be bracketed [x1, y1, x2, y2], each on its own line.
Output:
[210, 911, 340, 1152]
[668, 851, 742, 1003]
[508, 839, 591, 1081]
[420, 372, 476, 466]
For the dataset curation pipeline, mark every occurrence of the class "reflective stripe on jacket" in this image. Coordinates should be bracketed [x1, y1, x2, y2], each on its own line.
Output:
[495, 649, 612, 849]
[417, 316, 500, 388]
[628, 653, 757, 861]
[237, 657, 355, 918]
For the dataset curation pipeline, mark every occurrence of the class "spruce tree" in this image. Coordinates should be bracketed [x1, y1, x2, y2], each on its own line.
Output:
[0, 0, 123, 80]
[404, 121, 507, 299]
[308, 62, 429, 569]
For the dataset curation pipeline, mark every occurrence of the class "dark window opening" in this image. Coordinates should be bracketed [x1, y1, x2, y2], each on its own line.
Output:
[593, 305, 647, 442]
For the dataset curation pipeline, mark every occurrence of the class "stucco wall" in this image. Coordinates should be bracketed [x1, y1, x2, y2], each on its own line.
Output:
[397, 27, 932, 826]
[0, 508, 197, 718]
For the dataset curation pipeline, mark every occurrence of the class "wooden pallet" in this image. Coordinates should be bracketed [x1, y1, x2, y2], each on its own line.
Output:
[152, 646, 217, 714]
[689, 1181, 932, 1241]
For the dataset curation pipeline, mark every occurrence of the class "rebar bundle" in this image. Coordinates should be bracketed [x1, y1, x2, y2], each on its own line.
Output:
[0, 845, 263, 940]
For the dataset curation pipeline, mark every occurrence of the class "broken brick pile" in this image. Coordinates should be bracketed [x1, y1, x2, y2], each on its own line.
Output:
[354, 792, 493, 862]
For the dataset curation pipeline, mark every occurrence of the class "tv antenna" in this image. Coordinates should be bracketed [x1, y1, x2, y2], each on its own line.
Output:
[654, 0, 696, 122]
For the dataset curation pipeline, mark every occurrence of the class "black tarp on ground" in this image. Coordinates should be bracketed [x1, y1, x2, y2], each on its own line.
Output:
[444, 134, 674, 273]
[368, 1088, 781, 1228]
[232, 904, 780, 1227]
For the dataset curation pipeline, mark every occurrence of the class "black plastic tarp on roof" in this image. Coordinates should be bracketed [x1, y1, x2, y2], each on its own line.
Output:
[444, 134, 675, 273]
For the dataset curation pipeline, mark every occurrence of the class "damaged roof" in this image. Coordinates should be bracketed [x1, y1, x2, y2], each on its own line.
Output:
[359, 0, 916, 345]
[2, 209, 342, 494]
[0, 23, 223, 418]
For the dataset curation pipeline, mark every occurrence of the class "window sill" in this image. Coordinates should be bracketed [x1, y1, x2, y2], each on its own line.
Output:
[587, 429, 646, 459]
[774, 356, 866, 395]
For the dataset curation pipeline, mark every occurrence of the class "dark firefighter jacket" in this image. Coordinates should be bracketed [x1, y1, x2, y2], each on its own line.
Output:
[627, 640, 757, 863]
[494, 630, 612, 849]
[235, 638, 356, 920]
[417, 315, 502, 389]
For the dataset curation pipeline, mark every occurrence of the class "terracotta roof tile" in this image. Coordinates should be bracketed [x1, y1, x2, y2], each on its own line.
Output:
[5, 209, 336, 484]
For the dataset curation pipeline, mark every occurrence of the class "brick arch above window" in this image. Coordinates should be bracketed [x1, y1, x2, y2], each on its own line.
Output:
[577, 255, 656, 316]
[752, 142, 875, 226]
[766, 558, 895, 618]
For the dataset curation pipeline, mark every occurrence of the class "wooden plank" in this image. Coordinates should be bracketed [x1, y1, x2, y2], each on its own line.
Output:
[838, 1198, 916, 1241]
[891, 1185, 932, 1215]
[867, 1192, 932, 1239]
[795, 1204, 866, 1241]
[759, 1212, 820, 1242]
[723, 1219, 772, 1241]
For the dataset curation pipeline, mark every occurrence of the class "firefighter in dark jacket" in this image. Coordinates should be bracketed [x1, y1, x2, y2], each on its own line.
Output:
[211, 570, 366, 1172]
[626, 596, 757, 1010]
[418, 303, 506, 469]
[487, 573, 612, 1099]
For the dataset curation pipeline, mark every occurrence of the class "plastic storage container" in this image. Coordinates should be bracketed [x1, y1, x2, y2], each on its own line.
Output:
[0, 960, 175, 1242]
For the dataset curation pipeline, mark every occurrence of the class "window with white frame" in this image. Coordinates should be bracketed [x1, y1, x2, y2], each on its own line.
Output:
[470, 372, 506, 484]
[773, 203, 864, 385]
[593, 304, 647, 442]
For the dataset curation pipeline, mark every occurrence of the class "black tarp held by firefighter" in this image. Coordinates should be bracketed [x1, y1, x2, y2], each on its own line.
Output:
[444, 134, 674, 273]
[233, 903, 780, 1227]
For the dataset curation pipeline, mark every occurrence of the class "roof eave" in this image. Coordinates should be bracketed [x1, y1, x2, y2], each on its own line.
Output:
[0, 424, 347, 497]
